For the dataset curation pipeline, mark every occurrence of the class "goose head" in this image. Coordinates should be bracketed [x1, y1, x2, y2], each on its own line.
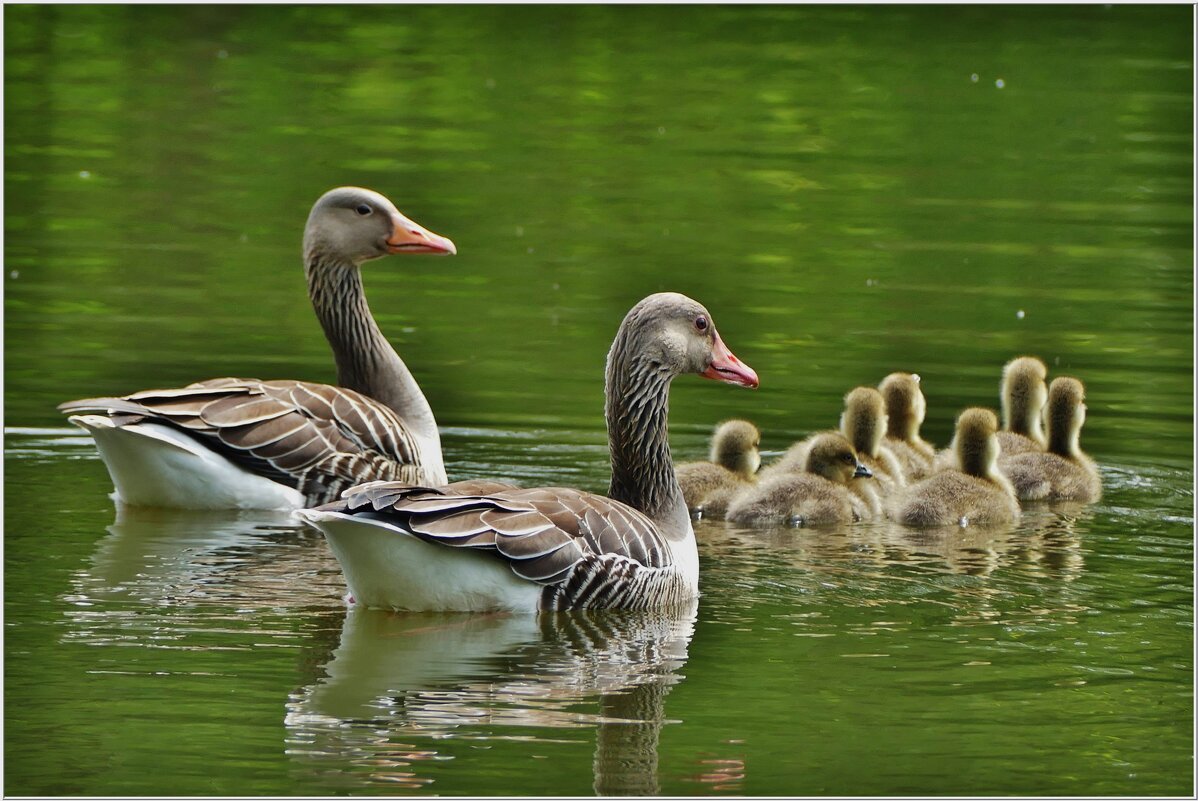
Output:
[303, 186, 457, 266]
[1001, 356, 1048, 441]
[709, 419, 762, 476]
[607, 292, 760, 389]
[840, 386, 888, 457]
[878, 372, 926, 439]
[952, 407, 1001, 478]
[803, 433, 871, 484]
[1045, 376, 1087, 457]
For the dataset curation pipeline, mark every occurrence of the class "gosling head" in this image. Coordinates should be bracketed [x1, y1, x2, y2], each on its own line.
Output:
[1000, 356, 1048, 444]
[952, 407, 1001, 478]
[803, 432, 872, 484]
[1045, 376, 1087, 458]
[840, 386, 888, 457]
[709, 419, 762, 477]
[878, 372, 927, 440]
[303, 186, 457, 267]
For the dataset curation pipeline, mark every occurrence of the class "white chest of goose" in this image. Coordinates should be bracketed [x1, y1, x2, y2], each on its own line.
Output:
[59, 187, 455, 510]
[298, 292, 760, 612]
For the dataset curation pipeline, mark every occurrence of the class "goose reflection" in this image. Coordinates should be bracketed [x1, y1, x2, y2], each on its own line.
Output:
[62, 506, 345, 640]
[285, 600, 698, 794]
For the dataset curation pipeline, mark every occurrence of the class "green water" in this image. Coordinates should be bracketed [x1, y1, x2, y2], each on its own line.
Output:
[4, 4, 1193, 796]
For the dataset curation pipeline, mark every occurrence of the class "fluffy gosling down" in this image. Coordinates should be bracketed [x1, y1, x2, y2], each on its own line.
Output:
[888, 407, 1020, 527]
[1001, 376, 1101, 502]
[675, 419, 761, 519]
[997, 355, 1049, 457]
[878, 372, 936, 481]
[725, 433, 871, 527]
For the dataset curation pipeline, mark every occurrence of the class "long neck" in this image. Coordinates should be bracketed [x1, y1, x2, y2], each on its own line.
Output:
[305, 252, 440, 447]
[604, 349, 688, 537]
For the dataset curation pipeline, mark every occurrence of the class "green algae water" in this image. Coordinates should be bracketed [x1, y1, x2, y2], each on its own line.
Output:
[4, 5, 1193, 796]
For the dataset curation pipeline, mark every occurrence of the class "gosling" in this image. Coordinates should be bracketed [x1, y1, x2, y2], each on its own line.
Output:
[878, 372, 936, 480]
[1002, 377, 1101, 502]
[676, 419, 761, 519]
[841, 386, 906, 490]
[725, 433, 871, 527]
[997, 355, 1049, 457]
[888, 407, 1020, 527]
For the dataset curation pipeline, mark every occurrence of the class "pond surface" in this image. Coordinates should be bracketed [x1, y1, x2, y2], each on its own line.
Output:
[4, 4, 1193, 797]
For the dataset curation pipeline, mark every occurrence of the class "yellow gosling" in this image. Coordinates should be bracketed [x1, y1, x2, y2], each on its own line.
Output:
[676, 419, 761, 518]
[725, 433, 872, 527]
[878, 372, 936, 480]
[888, 408, 1020, 527]
[997, 355, 1049, 457]
[1002, 377, 1101, 502]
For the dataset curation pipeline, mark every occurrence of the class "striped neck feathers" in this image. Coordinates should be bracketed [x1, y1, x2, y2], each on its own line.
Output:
[304, 250, 439, 447]
[604, 345, 688, 537]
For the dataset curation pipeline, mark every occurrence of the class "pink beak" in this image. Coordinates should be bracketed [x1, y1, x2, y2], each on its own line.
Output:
[386, 211, 457, 255]
[700, 331, 759, 388]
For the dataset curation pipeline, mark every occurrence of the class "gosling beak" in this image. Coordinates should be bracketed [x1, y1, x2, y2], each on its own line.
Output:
[386, 211, 457, 255]
[853, 462, 872, 479]
[701, 332, 760, 389]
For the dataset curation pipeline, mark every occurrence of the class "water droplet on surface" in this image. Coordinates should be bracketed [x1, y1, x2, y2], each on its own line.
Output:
[658, 126, 666, 135]
[217, 49, 228, 59]
[970, 73, 979, 83]
[996, 78, 1005, 89]
[1016, 309, 1025, 319]
[10, 270, 19, 279]
[79, 170, 91, 179]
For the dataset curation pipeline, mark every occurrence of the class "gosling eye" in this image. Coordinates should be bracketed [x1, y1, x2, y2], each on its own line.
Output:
[842, 454, 855, 464]
[355, 204, 373, 216]
[694, 315, 709, 332]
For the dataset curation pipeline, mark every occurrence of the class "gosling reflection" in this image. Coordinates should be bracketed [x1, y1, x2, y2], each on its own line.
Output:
[286, 600, 698, 794]
[698, 503, 1086, 582]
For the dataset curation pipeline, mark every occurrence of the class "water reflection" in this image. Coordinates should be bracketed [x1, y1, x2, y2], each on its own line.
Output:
[700, 507, 1087, 582]
[61, 506, 345, 647]
[285, 601, 698, 794]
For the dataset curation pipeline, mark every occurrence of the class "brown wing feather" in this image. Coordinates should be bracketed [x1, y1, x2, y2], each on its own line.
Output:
[59, 378, 429, 504]
[332, 481, 674, 586]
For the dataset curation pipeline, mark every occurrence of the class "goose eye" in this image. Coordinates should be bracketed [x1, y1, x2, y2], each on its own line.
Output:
[695, 315, 709, 332]
[355, 204, 372, 216]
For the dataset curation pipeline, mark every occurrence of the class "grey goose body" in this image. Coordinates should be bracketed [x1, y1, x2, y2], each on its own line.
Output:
[59, 187, 455, 509]
[299, 292, 760, 611]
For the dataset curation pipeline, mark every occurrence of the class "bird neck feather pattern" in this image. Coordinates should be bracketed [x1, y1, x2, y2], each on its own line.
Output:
[604, 344, 685, 535]
[305, 251, 439, 447]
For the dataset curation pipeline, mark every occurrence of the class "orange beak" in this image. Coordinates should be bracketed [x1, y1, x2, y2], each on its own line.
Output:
[385, 211, 457, 255]
[700, 331, 759, 388]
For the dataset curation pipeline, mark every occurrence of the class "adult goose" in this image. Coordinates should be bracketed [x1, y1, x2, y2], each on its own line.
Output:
[297, 292, 760, 612]
[59, 187, 456, 510]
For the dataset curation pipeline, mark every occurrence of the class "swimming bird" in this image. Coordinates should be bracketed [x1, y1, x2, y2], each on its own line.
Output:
[675, 419, 761, 519]
[59, 188, 456, 510]
[296, 292, 759, 612]
[997, 355, 1049, 457]
[878, 372, 936, 480]
[724, 433, 871, 527]
[1002, 377, 1101, 502]
[887, 408, 1020, 527]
